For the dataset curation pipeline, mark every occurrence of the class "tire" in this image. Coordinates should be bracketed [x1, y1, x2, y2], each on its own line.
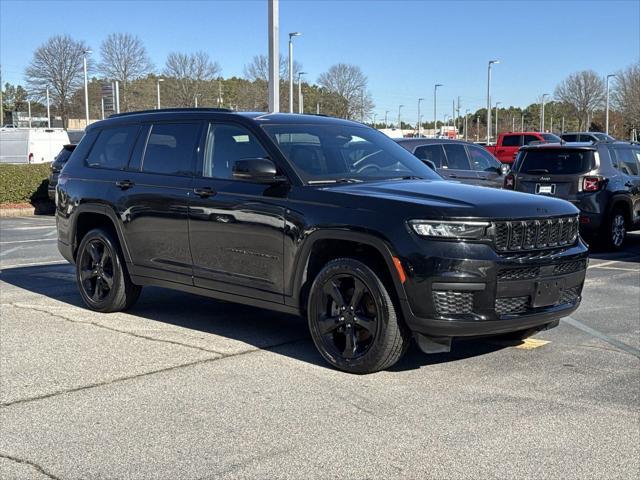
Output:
[601, 209, 627, 251]
[76, 228, 141, 312]
[307, 258, 410, 374]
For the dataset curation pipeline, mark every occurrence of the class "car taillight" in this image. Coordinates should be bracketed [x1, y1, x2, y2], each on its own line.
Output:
[582, 176, 601, 192]
[504, 173, 515, 189]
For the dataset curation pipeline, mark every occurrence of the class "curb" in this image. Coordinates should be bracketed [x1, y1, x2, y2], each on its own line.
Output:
[0, 207, 36, 217]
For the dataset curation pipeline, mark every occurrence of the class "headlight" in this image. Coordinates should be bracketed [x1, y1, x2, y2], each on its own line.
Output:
[409, 220, 490, 239]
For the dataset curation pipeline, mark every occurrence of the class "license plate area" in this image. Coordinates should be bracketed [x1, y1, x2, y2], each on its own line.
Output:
[532, 279, 565, 308]
[536, 184, 556, 195]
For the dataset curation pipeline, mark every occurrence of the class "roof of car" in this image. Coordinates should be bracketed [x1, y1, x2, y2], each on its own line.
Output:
[395, 138, 477, 146]
[520, 142, 598, 150]
[91, 108, 362, 130]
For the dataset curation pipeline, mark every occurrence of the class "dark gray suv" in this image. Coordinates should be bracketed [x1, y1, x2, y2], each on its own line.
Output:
[506, 141, 640, 249]
[396, 138, 509, 188]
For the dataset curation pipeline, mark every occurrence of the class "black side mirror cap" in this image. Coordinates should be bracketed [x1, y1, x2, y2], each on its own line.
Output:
[232, 158, 286, 183]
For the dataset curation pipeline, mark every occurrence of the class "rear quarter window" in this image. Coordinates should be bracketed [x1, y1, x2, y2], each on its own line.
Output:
[518, 149, 595, 174]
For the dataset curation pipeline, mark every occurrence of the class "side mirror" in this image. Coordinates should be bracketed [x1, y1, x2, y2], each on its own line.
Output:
[499, 164, 511, 176]
[422, 159, 437, 170]
[232, 158, 283, 183]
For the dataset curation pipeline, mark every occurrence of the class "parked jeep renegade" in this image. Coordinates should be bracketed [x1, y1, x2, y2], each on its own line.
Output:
[56, 109, 588, 373]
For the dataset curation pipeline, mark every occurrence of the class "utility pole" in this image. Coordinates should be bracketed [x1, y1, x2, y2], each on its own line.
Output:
[494, 101, 501, 137]
[456, 96, 460, 132]
[83, 49, 91, 126]
[434, 83, 442, 138]
[46, 86, 51, 128]
[464, 109, 470, 141]
[384, 110, 389, 127]
[452, 99, 455, 135]
[540, 93, 549, 131]
[605, 74, 616, 135]
[398, 104, 404, 130]
[487, 60, 499, 143]
[288, 31, 301, 113]
[417, 98, 424, 137]
[268, 0, 280, 113]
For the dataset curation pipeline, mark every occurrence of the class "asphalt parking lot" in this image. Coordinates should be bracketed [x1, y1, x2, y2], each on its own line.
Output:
[1, 215, 638, 480]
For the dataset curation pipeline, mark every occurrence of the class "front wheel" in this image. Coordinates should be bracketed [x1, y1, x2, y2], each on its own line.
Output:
[307, 258, 410, 374]
[76, 228, 141, 312]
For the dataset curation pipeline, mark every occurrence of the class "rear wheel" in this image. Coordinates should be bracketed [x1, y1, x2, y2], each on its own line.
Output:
[76, 228, 141, 312]
[307, 258, 410, 374]
[602, 209, 627, 251]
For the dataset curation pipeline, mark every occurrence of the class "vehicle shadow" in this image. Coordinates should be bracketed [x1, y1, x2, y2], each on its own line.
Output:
[586, 231, 640, 262]
[1, 263, 508, 373]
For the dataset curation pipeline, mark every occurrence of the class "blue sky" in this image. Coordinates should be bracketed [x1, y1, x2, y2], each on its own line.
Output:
[1, 0, 639, 122]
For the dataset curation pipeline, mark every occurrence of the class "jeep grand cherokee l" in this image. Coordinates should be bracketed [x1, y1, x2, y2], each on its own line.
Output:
[506, 141, 640, 249]
[56, 109, 588, 374]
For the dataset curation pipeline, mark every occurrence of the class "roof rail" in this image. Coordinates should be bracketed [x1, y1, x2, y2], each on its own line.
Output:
[109, 107, 234, 118]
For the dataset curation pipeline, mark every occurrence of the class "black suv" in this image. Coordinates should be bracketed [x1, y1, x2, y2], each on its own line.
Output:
[56, 109, 588, 373]
[506, 141, 640, 249]
[560, 132, 616, 143]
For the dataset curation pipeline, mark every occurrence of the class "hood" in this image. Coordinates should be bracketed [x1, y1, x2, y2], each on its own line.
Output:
[323, 179, 578, 219]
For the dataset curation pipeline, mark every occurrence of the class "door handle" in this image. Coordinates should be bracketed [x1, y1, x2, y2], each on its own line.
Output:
[115, 179, 134, 190]
[193, 187, 216, 198]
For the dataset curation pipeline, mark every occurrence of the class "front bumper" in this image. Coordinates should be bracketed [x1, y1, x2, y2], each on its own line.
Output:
[398, 238, 588, 337]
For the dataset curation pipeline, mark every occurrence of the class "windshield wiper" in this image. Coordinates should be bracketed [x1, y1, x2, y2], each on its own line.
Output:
[307, 178, 363, 185]
[525, 169, 550, 174]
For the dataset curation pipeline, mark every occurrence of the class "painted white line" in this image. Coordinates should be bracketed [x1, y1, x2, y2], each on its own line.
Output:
[0, 260, 68, 270]
[0, 238, 58, 245]
[9, 226, 56, 231]
[562, 316, 640, 359]
[588, 266, 640, 272]
[0, 246, 22, 257]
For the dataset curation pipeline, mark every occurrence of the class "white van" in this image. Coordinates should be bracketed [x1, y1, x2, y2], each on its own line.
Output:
[0, 128, 71, 164]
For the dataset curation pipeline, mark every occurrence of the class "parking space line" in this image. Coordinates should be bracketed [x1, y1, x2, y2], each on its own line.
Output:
[0, 260, 68, 270]
[588, 266, 640, 272]
[0, 238, 58, 245]
[562, 316, 640, 359]
[0, 246, 22, 257]
[9, 226, 56, 231]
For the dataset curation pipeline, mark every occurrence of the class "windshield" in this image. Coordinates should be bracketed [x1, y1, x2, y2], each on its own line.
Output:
[541, 133, 562, 142]
[262, 124, 441, 183]
[518, 149, 595, 175]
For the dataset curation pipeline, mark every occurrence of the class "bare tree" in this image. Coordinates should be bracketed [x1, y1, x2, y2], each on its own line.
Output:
[24, 35, 89, 127]
[612, 63, 640, 132]
[317, 63, 373, 119]
[98, 33, 153, 111]
[554, 70, 605, 130]
[243, 54, 301, 81]
[164, 52, 221, 107]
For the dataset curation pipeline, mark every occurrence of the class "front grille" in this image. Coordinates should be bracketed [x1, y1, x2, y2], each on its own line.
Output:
[559, 286, 581, 304]
[497, 266, 540, 281]
[553, 260, 587, 275]
[495, 296, 530, 315]
[493, 216, 579, 252]
[433, 290, 473, 315]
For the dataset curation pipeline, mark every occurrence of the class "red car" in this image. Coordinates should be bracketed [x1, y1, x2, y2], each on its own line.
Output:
[486, 132, 561, 164]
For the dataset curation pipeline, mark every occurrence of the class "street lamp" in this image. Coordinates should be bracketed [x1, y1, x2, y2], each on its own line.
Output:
[297, 71, 307, 114]
[83, 49, 92, 126]
[398, 104, 404, 130]
[494, 101, 501, 136]
[464, 109, 470, 141]
[540, 93, 550, 131]
[417, 97, 424, 137]
[384, 110, 390, 127]
[156, 78, 164, 109]
[434, 83, 443, 138]
[288, 32, 302, 113]
[605, 74, 616, 135]
[46, 86, 51, 128]
[487, 59, 499, 143]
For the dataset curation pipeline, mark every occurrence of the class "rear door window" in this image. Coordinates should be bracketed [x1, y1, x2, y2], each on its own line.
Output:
[443, 144, 471, 170]
[518, 150, 595, 174]
[414, 144, 447, 167]
[562, 134, 579, 142]
[523, 135, 542, 145]
[468, 145, 500, 171]
[85, 125, 139, 169]
[501, 135, 521, 147]
[141, 123, 201, 176]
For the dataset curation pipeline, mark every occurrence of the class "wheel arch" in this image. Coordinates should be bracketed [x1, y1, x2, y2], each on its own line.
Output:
[606, 194, 633, 224]
[72, 203, 132, 263]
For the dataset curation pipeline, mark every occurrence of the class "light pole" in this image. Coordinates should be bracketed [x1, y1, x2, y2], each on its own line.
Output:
[417, 98, 424, 137]
[540, 93, 549, 131]
[268, 0, 279, 112]
[156, 78, 164, 109]
[46, 86, 51, 128]
[83, 49, 92, 126]
[464, 109, 470, 141]
[297, 71, 306, 114]
[605, 74, 616, 135]
[434, 83, 442, 137]
[494, 101, 501, 136]
[487, 59, 499, 143]
[398, 104, 404, 130]
[384, 110, 390, 127]
[288, 32, 301, 113]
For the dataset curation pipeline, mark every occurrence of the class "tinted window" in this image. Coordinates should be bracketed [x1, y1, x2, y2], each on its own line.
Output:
[502, 135, 521, 147]
[263, 124, 440, 182]
[561, 134, 579, 142]
[443, 144, 470, 170]
[611, 148, 639, 176]
[541, 133, 562, 142]
[468, 146, 500, 171]
[85, 126, 138, 169]
[523, 135, 542, 145]
[142, 123, 200, 175]
[203, 124, 268, 179]
[579, 134, 596, 143]
[518, 150, 595, 174]
[414, 144, 446, 168]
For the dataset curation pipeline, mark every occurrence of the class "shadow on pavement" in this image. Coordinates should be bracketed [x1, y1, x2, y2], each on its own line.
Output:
[586, 231, 640, 261]
[2, 263, 509, 373]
